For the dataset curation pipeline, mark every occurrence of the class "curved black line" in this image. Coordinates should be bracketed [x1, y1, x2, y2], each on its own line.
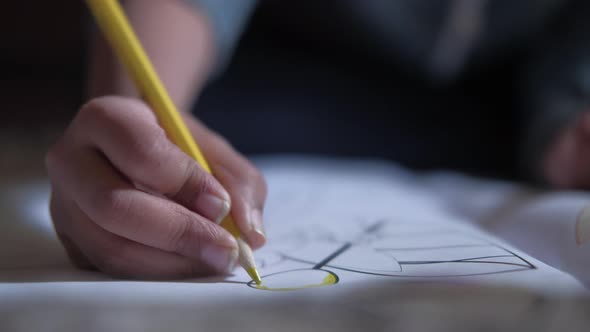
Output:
[246, 268, 340, 289]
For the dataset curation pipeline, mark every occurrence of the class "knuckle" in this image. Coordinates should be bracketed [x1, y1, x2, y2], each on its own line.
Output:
[92, 189, 134, 227]
[167, 209, 217, 258]
[78, 96, 155, 138]
[86, 99, 167, 180]
[78, 97, 117, 125]
[130, 125, 168, 169]
[171, 161, 211, 204]
[76, 98, 128, 142]
[195, 166, 215, 195]
[167, 210, 198, 255]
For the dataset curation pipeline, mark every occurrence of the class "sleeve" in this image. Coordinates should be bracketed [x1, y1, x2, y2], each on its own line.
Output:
[182, 0, 258, 75]
[519, 0, 590, 183]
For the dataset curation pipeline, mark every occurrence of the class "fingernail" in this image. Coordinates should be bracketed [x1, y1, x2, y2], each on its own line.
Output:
[202, 244, 239, 274]
[249, 209, 266, 247]
[196, 194, 231, 224]
[576, 204, 590, 245]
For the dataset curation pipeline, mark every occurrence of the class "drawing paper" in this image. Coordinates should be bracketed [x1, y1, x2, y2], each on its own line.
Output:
[0, 157, 587, 309]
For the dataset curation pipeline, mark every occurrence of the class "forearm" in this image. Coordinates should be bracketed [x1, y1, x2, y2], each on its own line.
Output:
[87, 0, 215, 112]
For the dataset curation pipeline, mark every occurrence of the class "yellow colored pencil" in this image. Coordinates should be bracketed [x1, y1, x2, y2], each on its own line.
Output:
[85, 0, 261, 284]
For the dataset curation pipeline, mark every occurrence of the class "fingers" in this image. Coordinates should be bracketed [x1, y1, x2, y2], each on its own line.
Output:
[47, 142, 238, 274]
[47, 95, 267, 279]
[52, 189, 222, 279]
[72, 97, 231, 224]
[46, 95, 268, 278]
[50, 193, 94, 270]
[186, 116, 268, 249]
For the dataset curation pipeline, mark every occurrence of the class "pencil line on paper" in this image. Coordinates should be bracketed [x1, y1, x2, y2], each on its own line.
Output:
[312, 242, 353, 269]
[398, 254, 515, 264]
[373, 244, 491, 251]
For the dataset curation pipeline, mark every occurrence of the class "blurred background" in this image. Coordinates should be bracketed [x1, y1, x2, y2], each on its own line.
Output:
[1, 0, 567, 182]
[0, 2, 84, 180]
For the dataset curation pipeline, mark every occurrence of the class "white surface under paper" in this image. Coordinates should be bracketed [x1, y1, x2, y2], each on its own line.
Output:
[0, 156, 588, 308]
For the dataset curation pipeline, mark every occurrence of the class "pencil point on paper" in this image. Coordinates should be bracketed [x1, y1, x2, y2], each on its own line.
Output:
[575, 204, 590, 245]
[237, 238, 262, 284]
[248, 267, 263, 285]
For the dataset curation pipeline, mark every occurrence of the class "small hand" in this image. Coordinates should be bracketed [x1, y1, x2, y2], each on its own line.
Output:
[46, 96, 267, 279]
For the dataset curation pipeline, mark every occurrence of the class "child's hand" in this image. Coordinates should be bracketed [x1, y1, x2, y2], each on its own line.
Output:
[543, 111, 590, 189]
[45, 96, 267, 279]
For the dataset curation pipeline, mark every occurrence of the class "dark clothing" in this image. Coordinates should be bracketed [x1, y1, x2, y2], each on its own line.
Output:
[187, 0, 590, 181]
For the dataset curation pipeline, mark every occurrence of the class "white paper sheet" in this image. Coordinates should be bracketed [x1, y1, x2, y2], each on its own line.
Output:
[0, 156, 587, 309]
[423, 171, 590, 286]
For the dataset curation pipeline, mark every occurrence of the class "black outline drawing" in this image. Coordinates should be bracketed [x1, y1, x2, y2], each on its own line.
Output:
[247, 219, 536, 289]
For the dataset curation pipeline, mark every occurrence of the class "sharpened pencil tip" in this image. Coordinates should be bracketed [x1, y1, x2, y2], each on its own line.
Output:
[237, 237, 262, 284]
[247, 267, 262, 285]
